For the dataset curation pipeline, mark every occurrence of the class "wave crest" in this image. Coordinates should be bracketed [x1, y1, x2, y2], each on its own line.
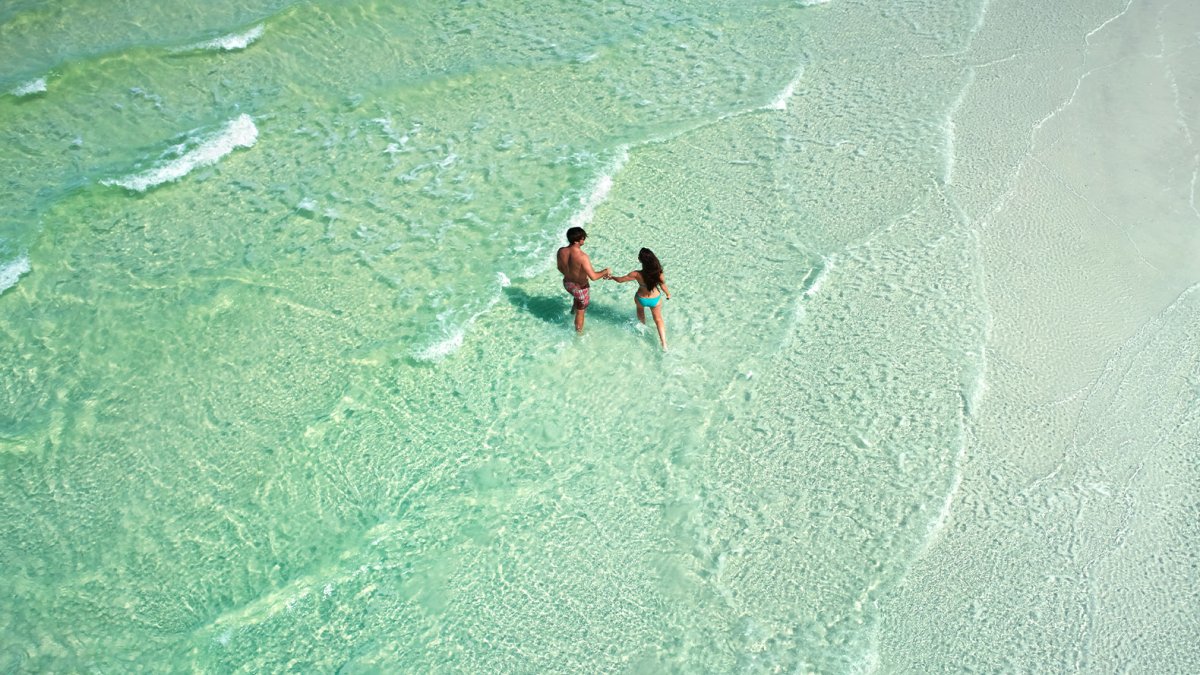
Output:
[180, 24, 265, 52]
[1, 255, 31, 295]
[102, 114, 258, 192]
[9, 78, 47, 97]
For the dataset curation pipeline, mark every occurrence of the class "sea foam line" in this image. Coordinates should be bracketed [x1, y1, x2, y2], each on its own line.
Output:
[940, 71, 975, 186]
[1085, 0, 1134, 46]
[9, 78, 46, 97]
[412, 275, 511, 362]
[102, 114, 258, 192]
[569, 146, 629, 229]
[519, 148, 631, 279]
[179, 24, 265, 52]
[1, 255, 31, 295]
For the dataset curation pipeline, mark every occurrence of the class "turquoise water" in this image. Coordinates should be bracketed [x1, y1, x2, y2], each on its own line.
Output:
[3, 0, 1198, 671]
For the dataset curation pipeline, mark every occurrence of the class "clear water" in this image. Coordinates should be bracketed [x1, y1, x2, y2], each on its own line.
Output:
[2, 0, 1197, 671]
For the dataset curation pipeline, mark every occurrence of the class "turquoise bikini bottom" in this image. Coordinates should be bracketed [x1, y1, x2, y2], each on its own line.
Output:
[637, 294, 661, 308]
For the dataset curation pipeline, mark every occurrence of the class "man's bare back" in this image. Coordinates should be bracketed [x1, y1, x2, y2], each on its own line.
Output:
[557, 244, 594, 285]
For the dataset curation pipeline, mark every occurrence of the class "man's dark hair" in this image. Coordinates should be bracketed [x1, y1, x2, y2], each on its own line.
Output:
[566, 227, 587, 244]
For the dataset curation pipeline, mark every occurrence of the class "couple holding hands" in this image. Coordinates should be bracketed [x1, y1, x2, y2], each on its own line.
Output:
[556, 226, 671, 350]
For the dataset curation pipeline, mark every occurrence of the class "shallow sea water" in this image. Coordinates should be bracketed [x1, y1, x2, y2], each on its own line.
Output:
[2, 0, 1197, 671]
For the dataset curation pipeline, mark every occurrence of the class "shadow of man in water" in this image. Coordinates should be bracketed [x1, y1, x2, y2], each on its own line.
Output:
[503, 285, 627, 327]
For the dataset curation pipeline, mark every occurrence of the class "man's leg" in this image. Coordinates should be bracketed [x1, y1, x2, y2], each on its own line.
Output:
[574, 308, 585, 332]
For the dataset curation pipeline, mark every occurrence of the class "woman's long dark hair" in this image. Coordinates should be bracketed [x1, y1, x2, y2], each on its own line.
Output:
[638, 248, 663, 291]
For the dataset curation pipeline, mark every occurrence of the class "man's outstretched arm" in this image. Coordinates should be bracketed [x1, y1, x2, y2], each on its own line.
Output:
[583, 257, 610, 280]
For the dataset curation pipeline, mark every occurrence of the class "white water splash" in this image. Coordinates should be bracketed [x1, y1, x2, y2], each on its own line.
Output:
[413, 328, 466, 362]
[568, 146, 629, 229]
[10, 78, 46, 97]
[0, 255, 31, 295]
[412, 285, 509, 362]
[103, 114, 258, 192]
[182, 24, 265, 52]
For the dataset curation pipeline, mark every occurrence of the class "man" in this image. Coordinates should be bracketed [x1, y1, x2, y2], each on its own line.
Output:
[557, 226, 610, 332]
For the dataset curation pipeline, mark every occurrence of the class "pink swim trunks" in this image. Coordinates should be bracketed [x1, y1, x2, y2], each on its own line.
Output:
[563, 279, 590, 310]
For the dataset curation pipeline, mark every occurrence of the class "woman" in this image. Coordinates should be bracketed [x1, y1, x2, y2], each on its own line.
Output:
[609, 248, 671, 350]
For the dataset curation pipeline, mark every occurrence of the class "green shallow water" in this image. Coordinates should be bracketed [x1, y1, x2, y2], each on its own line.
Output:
[2, 0, 1198, 671]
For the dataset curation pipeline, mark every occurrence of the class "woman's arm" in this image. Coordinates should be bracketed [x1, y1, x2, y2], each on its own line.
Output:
[661, 280, 671, 299]
[610, 270, 640, 283]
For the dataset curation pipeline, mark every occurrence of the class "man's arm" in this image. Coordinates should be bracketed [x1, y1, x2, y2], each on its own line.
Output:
[581, 254, 610, 280]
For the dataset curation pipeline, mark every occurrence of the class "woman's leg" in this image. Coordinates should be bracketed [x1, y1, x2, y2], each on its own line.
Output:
[635, 297, 646, 324]
[650, 303, 667, 349]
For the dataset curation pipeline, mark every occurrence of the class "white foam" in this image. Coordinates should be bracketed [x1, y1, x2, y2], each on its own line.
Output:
[10, 78, 46, 97]
[103, 114, 258, 192]
[183, 24, 265, 52]
[412, 288, 506, 362]
[568, 146, 629, 229]
[496, 272, 511, 287]
[765, 67, 804, 111]
[797, 0, 830, 6]
[940, 71, 974, 186]
[0, 255, 31, 295]
[1085, 0, 1133, 46]
[413, 328, 465, 362]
